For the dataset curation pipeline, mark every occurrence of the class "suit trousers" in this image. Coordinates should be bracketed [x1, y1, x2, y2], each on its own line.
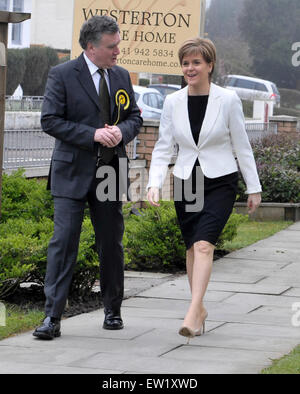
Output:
[44, 159, 124, 319]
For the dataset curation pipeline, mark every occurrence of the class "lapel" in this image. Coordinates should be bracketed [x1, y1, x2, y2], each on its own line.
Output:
[74, 53, 100, 111]
[198, 83, 222, 147]
[176, 83, 222, 148]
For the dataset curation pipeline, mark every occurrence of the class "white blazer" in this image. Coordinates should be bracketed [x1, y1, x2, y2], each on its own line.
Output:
[147, 83, 262, 194]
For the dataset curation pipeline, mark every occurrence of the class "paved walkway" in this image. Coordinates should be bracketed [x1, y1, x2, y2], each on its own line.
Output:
[0, 222, 300, 374]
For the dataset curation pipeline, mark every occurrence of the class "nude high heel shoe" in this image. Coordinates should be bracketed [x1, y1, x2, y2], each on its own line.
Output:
[178, 312, 208, 344]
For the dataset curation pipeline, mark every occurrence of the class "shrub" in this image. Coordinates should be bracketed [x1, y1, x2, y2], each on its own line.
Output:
[21, 46, 59, 96]
[0, 171, 99, 299]
[6, 49, 26, 95]
[124, 201, 186, 272]
[123, 202, 247, 272]
[1, 169, 54, 223]
[0, 216, 99, 299]
[257, 165, 300, 203]
[238, 134, 300, 202]
[0, 218, 52, 299]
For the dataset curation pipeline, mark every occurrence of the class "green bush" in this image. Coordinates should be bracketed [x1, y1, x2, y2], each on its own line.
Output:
[0, 171, 98, 299]
[257, 165, 300, 203]
[0, 216, 99, 299]
[124, 201, 186, 272]
[0, 218, 52, 299]
[123, 202, 247, 272]
[238, 134, 300, 203]
[1, 169, 54, 223]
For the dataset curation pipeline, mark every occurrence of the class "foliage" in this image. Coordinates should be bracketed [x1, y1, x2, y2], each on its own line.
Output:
[206, 0, 246, 40]
[123, 202, 247, 272]
[21, 46, 59, 96]
[0, 218, 52, 299]
[238, 134, 300, 202]
[6, 49, 26, 95]
[0, 171, 98, 299]
[6, 47, 59, 97]
[123, 201, 186, 272]
[0, 216, 99, 299]
[239, 0, 300, 89]
[205, 0, 253, 81]
[1, 169, 53, 223]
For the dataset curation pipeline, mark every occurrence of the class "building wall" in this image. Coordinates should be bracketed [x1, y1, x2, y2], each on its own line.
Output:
[30, 0, 74, 50]
[0, 0, 31, 48]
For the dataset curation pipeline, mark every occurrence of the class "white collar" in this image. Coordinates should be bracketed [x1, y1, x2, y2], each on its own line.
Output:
[83, 52, 108, 76]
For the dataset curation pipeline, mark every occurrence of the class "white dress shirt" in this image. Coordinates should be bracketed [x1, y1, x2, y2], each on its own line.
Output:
[83, 52, 111, 95]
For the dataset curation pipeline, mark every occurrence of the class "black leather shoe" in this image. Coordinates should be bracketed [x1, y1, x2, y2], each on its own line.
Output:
[33, 317, 61, 340]
[103, 310, 124, 330]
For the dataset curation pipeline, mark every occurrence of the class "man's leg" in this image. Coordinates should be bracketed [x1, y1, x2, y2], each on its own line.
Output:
[44, 197, 86, 318]
[89, 198, 125, 316]
[33, 197, 85, 340]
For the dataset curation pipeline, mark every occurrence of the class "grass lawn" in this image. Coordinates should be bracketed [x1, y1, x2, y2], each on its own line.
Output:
[223, 220, 293, 251]
[261, 345, 300, 374]
[0, 304, 44, 341]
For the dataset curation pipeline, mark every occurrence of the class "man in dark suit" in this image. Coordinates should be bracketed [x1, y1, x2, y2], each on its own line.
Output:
[33, 15, 143, 340]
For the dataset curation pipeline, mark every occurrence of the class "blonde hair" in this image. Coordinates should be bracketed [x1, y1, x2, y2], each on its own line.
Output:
[178, 37, 216, 80]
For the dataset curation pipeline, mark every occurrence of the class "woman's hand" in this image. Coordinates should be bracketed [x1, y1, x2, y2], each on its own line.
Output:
[147, 187, 160, 207]
[247, 193, 261, 214]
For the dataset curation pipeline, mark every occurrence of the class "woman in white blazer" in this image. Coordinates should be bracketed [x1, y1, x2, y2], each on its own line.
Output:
[147, 38, 262, 342]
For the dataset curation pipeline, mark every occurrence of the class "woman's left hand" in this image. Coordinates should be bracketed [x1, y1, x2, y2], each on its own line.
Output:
[247, 193, 261, 214]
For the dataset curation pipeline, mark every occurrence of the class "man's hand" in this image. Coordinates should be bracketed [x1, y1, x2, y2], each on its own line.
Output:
[94, 125, 123, 147]
[106, 125, 123, 146]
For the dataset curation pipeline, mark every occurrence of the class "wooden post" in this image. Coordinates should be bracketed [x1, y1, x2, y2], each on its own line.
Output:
[0, 11, 31, 218]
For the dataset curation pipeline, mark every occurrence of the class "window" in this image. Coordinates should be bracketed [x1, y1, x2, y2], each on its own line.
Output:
[255, 82, 268, 92]
[226, 77, 237, 87]
[235, 79, 256, 90]
[271, 83, 280, 95]
[0, 0, 9, 10]
[156, 93, 164, 109]
[12, 0, 24, 45]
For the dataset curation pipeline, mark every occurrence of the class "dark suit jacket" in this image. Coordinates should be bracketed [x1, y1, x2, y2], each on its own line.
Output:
[41, 53, 143, 199]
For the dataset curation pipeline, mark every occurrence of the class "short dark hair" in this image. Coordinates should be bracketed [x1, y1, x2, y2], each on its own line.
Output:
[79, 15, 120, 50]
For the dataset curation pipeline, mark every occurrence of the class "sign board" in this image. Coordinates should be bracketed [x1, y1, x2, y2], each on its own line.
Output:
[72, 0, 205, 75]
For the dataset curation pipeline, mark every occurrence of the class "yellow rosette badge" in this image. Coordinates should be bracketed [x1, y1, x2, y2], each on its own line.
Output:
[114, 89, 130, 125]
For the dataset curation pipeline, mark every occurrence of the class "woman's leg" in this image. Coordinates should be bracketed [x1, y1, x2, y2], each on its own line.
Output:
[183, 240, 214, 330]
[186, 247, 194, 292]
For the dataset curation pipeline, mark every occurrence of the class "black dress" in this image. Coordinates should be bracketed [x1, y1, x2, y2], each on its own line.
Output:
[174, 95, 239, 249]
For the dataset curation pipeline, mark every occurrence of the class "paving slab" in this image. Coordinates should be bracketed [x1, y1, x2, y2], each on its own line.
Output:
[227, 246, 299, 262]
[0, 360, 119, 374]
[223, 292, 300, 308]
[285, 222, 300, 231]
[283, 287, 300, 297]
[162, 344, 282, 369]
[1, 222, 300, 375]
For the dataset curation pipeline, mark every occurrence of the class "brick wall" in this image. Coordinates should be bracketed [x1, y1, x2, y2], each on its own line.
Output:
[269, 115, 299, 134]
